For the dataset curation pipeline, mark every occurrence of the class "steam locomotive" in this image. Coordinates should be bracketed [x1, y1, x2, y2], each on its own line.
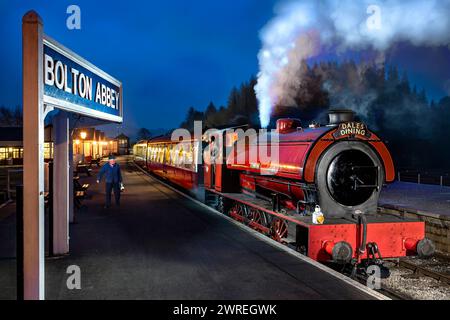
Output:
[133, 110, 434, 269]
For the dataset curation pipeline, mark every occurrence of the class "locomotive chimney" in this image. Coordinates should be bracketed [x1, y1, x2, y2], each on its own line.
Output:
[328, 109, 355, 125]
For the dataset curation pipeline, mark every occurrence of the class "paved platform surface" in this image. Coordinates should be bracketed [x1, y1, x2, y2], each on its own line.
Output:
[380, 182, 450, 217]
[0, 158, 376, 300]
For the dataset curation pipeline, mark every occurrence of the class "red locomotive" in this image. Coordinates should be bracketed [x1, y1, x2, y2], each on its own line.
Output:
[133, 110, 434, 271]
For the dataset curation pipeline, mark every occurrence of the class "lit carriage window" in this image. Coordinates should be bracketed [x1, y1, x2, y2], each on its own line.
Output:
[150, 146, 155, 162]
[159, 145, 164, 163]
[149, 146, 153, 161]
[166, 144, 171, 164]
[166, 144, 173, 165]
[190, 145, 195, 172]
[156, 146, 160, 163]
[179, 147, 184, 168]
[192, 143, 199, 173]
[181, 143, 191, 170]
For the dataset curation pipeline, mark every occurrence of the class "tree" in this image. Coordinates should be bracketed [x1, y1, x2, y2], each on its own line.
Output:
[227, 87, 240, 116]
[177, 61, 450, 170]
[0, 106, 13, 126]
[387, 65, 400, 89]
[0, 105, 22, 126]
[204, 102, 218, 128]
[136, 128, 152, 140]
[180, 106, 204, 131]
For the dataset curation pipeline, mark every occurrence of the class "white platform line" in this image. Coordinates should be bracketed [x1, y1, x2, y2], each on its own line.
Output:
[132, 162, 389, 300]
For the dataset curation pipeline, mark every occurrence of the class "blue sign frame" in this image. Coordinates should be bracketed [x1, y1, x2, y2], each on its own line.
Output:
[43, 35, 123, 123]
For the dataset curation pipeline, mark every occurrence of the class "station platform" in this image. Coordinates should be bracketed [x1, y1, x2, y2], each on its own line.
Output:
[380, 182, 450, 217]
[0, 157, 380, 300]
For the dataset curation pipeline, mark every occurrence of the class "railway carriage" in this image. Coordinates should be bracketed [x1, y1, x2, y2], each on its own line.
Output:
[133, 141, 148, 168]
[133, 136, 202, 191]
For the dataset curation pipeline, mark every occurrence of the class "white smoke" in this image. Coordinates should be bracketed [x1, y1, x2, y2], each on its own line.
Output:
[255, 0, 450, 128]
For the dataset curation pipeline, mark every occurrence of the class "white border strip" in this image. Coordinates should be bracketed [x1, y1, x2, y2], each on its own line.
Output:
[132, 162, 390, 300]
[43, 95, 123, 123]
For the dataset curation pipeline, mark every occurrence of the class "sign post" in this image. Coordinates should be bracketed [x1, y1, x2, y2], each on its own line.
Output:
[22, 11, 45, 300]
[21, 10, 123, 300]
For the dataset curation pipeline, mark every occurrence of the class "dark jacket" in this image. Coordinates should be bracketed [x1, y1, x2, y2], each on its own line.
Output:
[97, 163, 122, 184]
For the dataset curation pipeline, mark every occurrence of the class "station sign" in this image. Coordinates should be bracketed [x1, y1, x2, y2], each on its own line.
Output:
[43, 36, 123, 123]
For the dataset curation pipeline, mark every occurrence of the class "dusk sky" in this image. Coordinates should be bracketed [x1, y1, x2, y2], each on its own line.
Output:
[1, 0, 449, 136]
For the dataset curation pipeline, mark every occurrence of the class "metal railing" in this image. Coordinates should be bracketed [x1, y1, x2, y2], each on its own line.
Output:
[0, 166, 23, 201]
[397, 170, 450, 187]
[7, 169, 23, 199]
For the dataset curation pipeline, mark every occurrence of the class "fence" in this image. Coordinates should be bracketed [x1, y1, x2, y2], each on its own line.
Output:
[0, 164, 50, 204]
[7, 169, 23, 199]
[0, 167, 23, 200]
[397, 169, 450, 187]
[0, 165, 23, 203]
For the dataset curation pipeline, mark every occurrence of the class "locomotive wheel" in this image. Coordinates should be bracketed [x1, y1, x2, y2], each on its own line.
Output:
[228, 203, 246, 222]
[270, 218, 288, 243]
[247, 208, 270, 234]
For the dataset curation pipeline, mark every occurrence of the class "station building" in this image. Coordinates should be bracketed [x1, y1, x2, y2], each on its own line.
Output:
[116, 133, 130, 155]
[0, 126, 53, 165]
[0, 126, 121, 165]
[72, 128, 118, 163]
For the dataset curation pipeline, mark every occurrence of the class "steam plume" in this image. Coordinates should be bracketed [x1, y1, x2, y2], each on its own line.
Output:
[255, 0, 450, 128]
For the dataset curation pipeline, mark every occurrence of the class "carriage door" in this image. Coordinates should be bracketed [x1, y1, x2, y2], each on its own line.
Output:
[163, 144, 168, 175]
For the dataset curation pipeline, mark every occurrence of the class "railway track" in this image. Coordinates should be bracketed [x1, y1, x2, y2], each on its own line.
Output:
[378, 256, 450, 300]
[397, 258, 450, 285]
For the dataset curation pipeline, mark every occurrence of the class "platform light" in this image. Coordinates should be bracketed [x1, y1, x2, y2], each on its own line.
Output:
[80, 131, 87, 140]
[75, 140, 80, 145]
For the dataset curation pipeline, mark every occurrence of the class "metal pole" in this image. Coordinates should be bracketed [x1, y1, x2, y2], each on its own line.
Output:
[440, 176, 443, 187]
[48, 161, 54, 257]
[53, 112, 70, 254]
[16, 185, 24, 300]
[418, 174, 421, 185]
[7, 170, 11, 199]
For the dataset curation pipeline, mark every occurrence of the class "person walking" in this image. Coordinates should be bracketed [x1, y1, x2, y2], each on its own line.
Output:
[97, 155, 123, 208]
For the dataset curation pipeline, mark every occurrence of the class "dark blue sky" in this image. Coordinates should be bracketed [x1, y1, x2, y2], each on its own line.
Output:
[1, 0, 449, 136]
[0, 0, 277, 135]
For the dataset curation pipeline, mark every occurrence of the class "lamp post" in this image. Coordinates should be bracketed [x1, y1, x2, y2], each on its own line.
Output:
[80, 131, 87, 163]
